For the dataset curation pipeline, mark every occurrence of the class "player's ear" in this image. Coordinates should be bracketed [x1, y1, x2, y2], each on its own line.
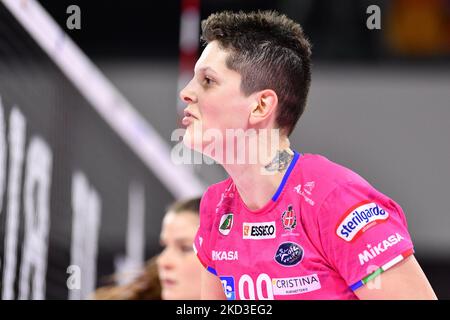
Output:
[249, 89, 278, 126]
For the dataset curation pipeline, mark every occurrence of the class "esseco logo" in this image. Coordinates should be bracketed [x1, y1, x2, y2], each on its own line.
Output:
[243, 222, 276, 240]
[219, 213, 233, 236]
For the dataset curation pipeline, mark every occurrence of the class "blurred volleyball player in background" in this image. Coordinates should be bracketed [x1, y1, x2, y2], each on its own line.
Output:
[157, 197, 203, 300]
[179, 11, 437, 299]
[93, 198, 202, 300]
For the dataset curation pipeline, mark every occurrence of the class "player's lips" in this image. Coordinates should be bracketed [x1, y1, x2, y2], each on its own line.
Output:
[161, 278, 177, 287]
[182, 109, 199, 126]
[182, 116, 193, 126]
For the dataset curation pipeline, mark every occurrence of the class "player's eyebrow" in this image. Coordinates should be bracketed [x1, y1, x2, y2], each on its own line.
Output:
[195, 66, 218, 75]
[159, 237, 193, 245]
[174, 238, 194, 245]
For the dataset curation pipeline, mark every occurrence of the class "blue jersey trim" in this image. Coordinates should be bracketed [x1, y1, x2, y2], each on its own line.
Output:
[207, 266, 217, 276]
[272, 151, 300, 202]
[350, 280, 364, 291]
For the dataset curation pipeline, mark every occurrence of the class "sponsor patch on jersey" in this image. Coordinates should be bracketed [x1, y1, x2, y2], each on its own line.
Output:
[336, 201, 389, 242]
[272, 274, 321, 295]
[243, 221, 276, 240]
[274, 242, 304, 267]
[281, 205, 297, 231]
[294, 182, 315, 206]
[358, 232, 405, 266]
[212, 250, 238, 261]
[219, 213, 233, 236]
[220, 276, 235, 300]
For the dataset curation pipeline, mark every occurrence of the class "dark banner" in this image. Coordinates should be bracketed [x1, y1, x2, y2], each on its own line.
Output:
[0, 3, 174, 299]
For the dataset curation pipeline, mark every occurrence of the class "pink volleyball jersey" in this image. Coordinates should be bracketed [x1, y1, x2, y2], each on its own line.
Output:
[193, 152, 415, 300]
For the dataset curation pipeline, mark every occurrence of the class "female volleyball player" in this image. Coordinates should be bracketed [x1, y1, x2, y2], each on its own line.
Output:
[157, 198, 203, 300]
[92, 198, 203, 300]
[180, 11, 436, 300]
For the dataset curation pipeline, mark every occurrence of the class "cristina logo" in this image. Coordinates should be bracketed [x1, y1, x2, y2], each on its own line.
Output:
[336, 201, 389, 242]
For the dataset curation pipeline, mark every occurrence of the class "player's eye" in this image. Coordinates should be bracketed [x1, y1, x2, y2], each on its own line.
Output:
[204, 76, 214, 86]
[180, 245, 194, 253]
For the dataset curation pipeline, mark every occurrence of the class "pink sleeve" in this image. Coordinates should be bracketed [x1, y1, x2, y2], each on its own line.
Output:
[318, 181, 415, 291]
[193, 189, 217, 274]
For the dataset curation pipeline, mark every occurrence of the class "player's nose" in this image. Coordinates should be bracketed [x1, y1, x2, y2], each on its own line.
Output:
[179, 80, 196, 104]
[157, 247, 176, 270]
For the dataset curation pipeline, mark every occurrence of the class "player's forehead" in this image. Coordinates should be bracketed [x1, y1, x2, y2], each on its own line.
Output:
[194, 41, 230, 74]
[160, 211, 198, 240]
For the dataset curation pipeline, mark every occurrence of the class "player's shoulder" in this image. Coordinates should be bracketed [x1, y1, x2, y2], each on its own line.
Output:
[200, 177, 233, 215]
[299, 153, 370, 190]
[202, 177, 233, 201]
[293, 153, 376, 214]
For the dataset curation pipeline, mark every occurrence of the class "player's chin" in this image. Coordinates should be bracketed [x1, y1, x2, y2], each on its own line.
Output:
[161, 288, 174, 300]
[161, 287, 184, 300]
[182, 131, 204, 153]
[162, 287, 198, 300]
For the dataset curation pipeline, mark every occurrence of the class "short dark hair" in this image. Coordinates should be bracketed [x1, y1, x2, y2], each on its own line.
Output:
[201, 10, 312, 136]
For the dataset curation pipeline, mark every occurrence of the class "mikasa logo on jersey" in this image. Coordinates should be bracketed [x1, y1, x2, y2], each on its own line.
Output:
[358, 233, 404, 265]
[243, 222, 276, 239]
[336, 201, 389, 242]
[212, 250, 238, 261]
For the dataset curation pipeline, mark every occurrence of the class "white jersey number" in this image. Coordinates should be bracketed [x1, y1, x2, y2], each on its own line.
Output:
[238, 273, 274, 300]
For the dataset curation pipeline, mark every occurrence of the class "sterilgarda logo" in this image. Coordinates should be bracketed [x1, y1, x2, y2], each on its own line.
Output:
[274, 242, 304, 267]
[243, 221, 276, 240]
[336, 201, 389, 242]
[281, 205, 297, 230]
[220, 276, 235, 300]
[219, 213, 233, 236]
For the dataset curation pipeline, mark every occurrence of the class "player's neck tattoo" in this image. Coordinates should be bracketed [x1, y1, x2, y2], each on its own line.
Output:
[264, 149, 294, 173]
